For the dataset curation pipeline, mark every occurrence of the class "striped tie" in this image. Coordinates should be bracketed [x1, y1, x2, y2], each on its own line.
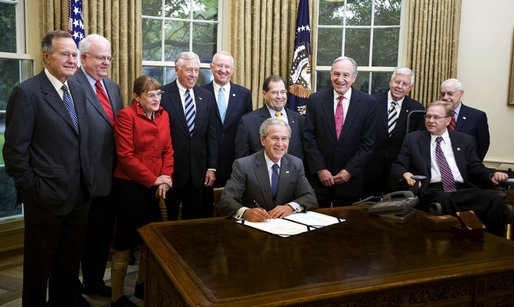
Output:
[448, 111, 456, 131]
[387, 101, 398, 137]
[435, 137, 457, 192]
[184, 89, 195, 134]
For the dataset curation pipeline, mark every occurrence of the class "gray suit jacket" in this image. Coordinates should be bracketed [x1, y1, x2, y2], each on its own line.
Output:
[3, 70, 94, 215]
[218, 151, 317, 217]
[70, 68, 124, 196]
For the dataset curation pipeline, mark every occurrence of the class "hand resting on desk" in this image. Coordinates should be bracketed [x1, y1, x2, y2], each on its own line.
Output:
[243, 204, 294, 222]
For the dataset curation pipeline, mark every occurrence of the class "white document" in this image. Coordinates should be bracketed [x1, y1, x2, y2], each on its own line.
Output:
[237, 218, 311, 237]
[284, 211, 345, 228]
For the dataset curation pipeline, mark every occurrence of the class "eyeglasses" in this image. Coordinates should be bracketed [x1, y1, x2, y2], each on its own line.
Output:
[269, 90, 287, 96]
[86, 53, 113, 62]
[424, 115, 450, 120]
[145, 90, 164, 99]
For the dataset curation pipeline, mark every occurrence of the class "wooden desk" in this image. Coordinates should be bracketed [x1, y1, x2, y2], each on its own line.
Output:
[138, 206, 514, 306]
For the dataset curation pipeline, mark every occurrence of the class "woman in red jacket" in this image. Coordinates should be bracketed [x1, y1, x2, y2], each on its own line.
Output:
[111, 75, 173, 306]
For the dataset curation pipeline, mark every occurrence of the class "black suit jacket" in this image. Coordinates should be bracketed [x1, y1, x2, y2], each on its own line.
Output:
[201, 81, 252, 185]
[3, 70, 94, 215]
[70, 68, 124, 196]
[234, 107, 305, 160]
[303, 87, 377, 198]
[364, 92, 425, 184]
[390, 130, 493, 193]
[160, 80, 219, 189]
[454, 103, 490, 161]
[218, 151, 317, 217]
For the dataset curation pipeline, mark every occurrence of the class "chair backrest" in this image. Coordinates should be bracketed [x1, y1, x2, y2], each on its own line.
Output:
[406, 109, 426, 134]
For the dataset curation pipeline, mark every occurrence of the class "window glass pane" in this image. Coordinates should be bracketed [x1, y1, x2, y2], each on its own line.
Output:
[165, 0, 190, 19]
[194, 0, 218, 20]
[165, 20, 190, 61]
[315, 70, 332, 92]
[163, 67, 212, 86]
[142, 66, 165, 85]
[0, 167, 20, 219]
[0, 59, 32, 110]
[0, 2, 16, 53]
[345, 28, 370, 67]
[165, 67, 177, 84]
[371, 71, 391, 94]
[317, 28, 342, 66]
[142, 0, 162, 16]
[372, 28, 399, 66]
[374, 0, 402, 25]
[318, 0, 344, 26]
[354, 71, 371, 93]
[143, 19, 162, 61]
[346, 0, 372, 26]
[193, 23, 216, 63]
[1, 112, 5, 164]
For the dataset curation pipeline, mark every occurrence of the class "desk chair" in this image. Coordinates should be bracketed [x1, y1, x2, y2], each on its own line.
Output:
[213, 187, 225, 217]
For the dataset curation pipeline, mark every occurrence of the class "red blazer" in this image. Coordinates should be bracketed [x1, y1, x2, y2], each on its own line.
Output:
[114, 102, 174, 188]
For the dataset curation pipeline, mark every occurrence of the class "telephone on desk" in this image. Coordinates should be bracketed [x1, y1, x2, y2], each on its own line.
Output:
[368, 190, 418, 217]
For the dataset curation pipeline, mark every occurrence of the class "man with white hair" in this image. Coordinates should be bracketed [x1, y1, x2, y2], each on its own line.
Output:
[161, 51, 219, 219]
[440, 78, 490, 161]
[363, 67, 425, 197]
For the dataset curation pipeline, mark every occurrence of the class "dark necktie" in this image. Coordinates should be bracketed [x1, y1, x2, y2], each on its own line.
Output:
[335, 96, 344, 139]
[61, 84, 79, 133]
[184, 89, 195, 134]
[95, 81, 115, 126]
[387, 101, 398, 137]
[448, 111, 456, 131]
[435, 137, 456, 192]
[271, 163, 279, 200]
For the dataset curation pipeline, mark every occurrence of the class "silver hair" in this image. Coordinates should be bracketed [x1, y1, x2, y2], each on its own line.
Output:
[331, 56, 358, 76]
[441, 78, 463, 91]
[78, 34, 110, 54]
[391, 67, 414, 85]
[175, 51, 200, 68]
[259, 118, 291, 138]
[212, 51, 234, 66]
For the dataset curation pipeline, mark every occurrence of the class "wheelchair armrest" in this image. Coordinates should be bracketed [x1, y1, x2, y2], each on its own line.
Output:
[429, 202, 443, 216]
[505, 203, 514, 219]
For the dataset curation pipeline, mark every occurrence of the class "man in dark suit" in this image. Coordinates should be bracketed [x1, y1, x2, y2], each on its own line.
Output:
[303, 56, 377, 206]
[161, 51, 219, 219]
[218, 118, 317, 221]
[391, 101, 508, 236]
[201, 51, 252, 187]
[235, 75, 305, 160]
[440, 78, 490, 161]
[3, 30, 94, 306]
[363, 67, 425, 197]
[70, 34, 123, 298]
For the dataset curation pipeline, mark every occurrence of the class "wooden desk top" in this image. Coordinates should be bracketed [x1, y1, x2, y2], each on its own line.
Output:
[139, 205, 514, 306]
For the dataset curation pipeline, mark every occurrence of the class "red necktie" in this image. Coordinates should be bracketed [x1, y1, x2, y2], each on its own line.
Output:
[448, 111, 456, 131]
[435, 137, 457, 192]
[335, 96, 344, 139]
[95, 81, 115, 126]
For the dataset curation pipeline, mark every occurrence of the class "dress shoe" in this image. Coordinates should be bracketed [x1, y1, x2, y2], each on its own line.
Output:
[111, 295, 138, 307]
[83, 283, 112, 298]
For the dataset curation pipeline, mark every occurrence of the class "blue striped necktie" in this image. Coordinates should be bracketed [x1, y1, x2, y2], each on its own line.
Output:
[61, 84, 79, 133]
[435, 137, 456, 192]
[184, 89, 195, 134]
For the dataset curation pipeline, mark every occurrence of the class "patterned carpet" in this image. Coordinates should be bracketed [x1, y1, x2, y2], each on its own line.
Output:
[0, 248, 143, 306]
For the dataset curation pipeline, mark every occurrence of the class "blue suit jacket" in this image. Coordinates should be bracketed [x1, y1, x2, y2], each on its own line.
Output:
[454, 103, 489, 161]
[160, 80, 219, 189]
[3, 70, 94, 215]
[303, 86, 377, 198]
[234, 106, 305, 160]
[201, 81, 252, 185]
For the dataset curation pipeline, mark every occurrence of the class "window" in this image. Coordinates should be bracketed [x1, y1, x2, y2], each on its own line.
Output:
[141, 0, 221, 85]
[315, 0, 403, 94]
[0, 0, 32, 221]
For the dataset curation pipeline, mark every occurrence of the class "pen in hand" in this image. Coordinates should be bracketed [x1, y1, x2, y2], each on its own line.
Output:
[253, 200, 266, 211]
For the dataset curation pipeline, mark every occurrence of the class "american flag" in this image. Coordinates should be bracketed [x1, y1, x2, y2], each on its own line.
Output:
[68, 0, 85, 47]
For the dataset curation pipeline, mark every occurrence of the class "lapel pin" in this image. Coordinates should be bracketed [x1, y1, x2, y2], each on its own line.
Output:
[462, 116, 466, 120]
[457, 147, 461, 151]
[199, 97, 203, 101]
[405, 109, 409, 112]
[292, 120, 295, 124]
[286, 171, 290, 174]
[232, 93, 236, 97]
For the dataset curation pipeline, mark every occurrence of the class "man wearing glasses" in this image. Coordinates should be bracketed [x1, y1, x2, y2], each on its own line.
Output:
[391, 101, 508, 236]
[70, 34, 124, 299]
[235, 75, 305, 160]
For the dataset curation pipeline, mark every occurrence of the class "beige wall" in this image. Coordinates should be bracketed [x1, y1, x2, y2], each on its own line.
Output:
[458, 0, 514, 166]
